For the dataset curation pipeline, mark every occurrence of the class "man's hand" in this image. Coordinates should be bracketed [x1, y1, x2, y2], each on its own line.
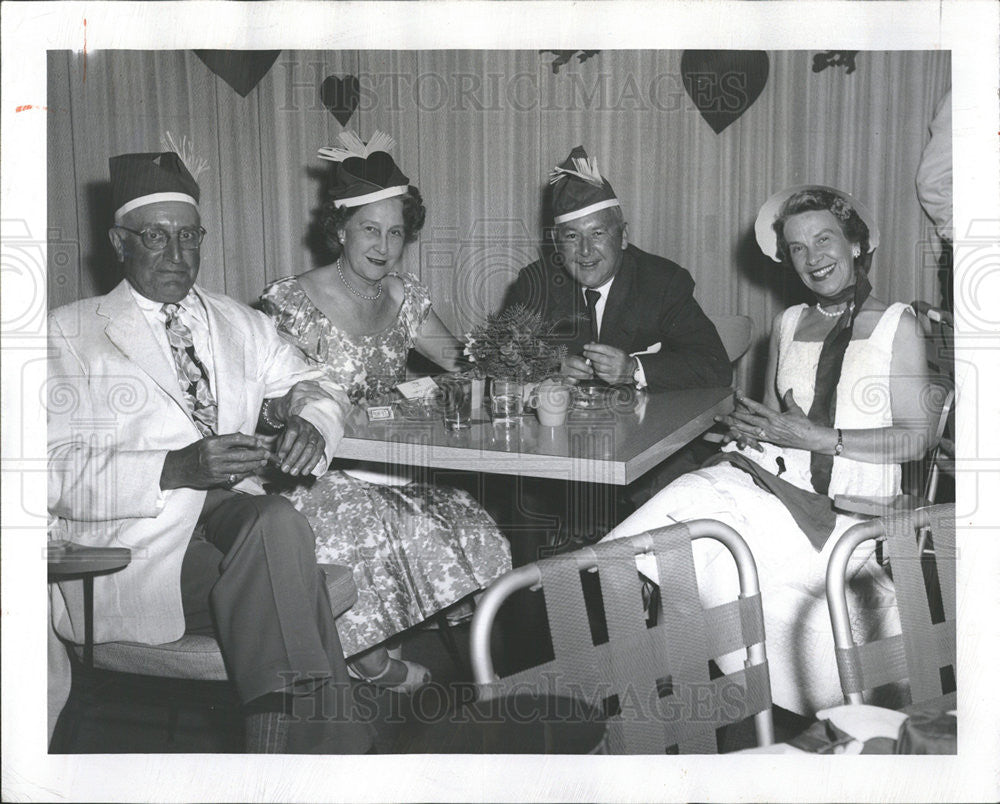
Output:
[160, 433, 271, 490]
[272, 415, 327, 476]
[582, 343, 635, 385]
[561, 354, 596, 383]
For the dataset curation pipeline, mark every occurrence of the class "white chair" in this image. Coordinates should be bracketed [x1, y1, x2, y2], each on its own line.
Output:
[826, 504, 955, 707]
[708, 314, 754, 365]
[470, 519, 774, 754]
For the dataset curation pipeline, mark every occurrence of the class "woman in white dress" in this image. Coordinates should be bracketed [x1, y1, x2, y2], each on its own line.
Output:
[603, 186, 942, 715]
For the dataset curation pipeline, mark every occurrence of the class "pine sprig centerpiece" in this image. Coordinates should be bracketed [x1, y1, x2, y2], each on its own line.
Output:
[464, 305, 566, 383]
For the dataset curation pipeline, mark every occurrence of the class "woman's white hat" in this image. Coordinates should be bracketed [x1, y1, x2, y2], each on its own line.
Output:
[754, 184, 880, 262]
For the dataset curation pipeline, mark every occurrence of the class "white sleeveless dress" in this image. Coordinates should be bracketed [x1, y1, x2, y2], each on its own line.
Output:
[603, 302, 912, 715]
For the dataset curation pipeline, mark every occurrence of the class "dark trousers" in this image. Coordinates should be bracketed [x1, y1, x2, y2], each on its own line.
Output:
[626, 439, 720, 509]
[180, 490, 372, 752]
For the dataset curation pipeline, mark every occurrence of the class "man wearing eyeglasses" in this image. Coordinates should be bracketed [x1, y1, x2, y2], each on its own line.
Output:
[48, 152, 373, 754]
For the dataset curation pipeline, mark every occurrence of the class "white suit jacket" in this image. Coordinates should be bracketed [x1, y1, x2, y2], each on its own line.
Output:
[48, 280, 350, 645]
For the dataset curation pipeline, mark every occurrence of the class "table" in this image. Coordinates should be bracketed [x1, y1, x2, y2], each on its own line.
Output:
[48, 542, 132, 669]
[334, 385, 734, 486]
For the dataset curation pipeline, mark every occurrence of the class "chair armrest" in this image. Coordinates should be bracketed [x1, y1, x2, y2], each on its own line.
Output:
[832, 494, 926, 518]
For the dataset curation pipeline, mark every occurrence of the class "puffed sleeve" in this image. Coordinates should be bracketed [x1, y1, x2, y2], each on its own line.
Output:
[397, 272, 433, 345]
[259, 277, 328, 364]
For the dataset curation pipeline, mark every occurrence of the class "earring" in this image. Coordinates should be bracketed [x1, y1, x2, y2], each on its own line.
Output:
[852, 245, 861, 258]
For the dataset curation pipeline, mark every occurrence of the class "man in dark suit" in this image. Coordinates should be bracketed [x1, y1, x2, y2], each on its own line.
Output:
[499, 147, 731, 565]
[487, 147, 733, 672]
[505, 146, 730, 391]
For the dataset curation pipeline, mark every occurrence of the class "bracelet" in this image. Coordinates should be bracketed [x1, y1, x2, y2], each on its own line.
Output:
[260, 398, 286, 434]
[834, 428, 844, 457]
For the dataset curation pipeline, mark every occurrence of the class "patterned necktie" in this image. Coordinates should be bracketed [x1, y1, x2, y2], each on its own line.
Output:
[162, 302, 218, 437]
[585, 289, 602, 341]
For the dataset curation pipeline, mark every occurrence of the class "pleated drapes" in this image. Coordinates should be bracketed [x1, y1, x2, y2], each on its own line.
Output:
[47, 49, 949, 392]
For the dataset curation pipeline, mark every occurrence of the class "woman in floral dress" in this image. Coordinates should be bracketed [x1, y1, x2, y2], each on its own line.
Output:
[259, 132, 511, 692]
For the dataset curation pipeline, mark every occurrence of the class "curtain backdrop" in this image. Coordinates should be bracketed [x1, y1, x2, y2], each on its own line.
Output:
[47, 49, 950, 394]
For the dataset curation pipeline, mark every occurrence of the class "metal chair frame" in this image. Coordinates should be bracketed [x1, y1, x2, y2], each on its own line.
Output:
[833, 302, 955, 520]
[470, 519, 774, 753]
[826, 504, 956, 707]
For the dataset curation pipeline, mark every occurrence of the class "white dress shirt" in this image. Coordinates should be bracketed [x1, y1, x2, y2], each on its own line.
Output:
[581, 275, 616, 338]
[581, 275, 649, 388]
[129, 283, 217, 393]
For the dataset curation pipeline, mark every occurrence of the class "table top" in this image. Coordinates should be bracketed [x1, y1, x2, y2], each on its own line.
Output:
[334, 385, 734, 485]
[47, 542, 132, 577]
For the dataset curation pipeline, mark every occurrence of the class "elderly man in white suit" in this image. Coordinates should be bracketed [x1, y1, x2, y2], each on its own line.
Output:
[48, 151, 372, 754]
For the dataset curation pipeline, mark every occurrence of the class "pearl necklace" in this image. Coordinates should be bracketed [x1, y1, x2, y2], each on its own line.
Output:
[337, 258, 382, 302]
[815, 301, 853, 318]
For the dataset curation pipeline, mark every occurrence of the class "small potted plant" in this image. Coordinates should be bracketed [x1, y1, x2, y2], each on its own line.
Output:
[463, 305, 566, 424]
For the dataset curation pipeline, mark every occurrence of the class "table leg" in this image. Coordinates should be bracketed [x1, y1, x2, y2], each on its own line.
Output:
[83, 575, 94, 668]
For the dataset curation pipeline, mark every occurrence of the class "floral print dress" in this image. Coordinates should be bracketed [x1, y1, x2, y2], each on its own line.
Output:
[259, 273, 511, 657]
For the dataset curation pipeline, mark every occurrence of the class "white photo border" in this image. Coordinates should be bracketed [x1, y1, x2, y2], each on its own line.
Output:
[3, 2, 998, 802]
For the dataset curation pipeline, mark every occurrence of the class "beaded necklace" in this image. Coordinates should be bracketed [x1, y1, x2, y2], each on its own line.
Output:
[337, 258, 382, 302]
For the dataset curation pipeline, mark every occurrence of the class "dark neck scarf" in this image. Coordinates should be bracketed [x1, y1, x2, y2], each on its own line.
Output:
[806, 267, 872, 494]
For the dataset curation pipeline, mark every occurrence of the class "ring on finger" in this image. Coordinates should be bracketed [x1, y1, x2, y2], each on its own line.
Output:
[757, 428, 766, 438]
[228, 473, 238, 485]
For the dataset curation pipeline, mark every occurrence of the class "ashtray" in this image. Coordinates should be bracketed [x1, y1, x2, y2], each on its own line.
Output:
[397, 394, 443, 420]
[572, 382, 640, 411]
[572, 381, 614, 410]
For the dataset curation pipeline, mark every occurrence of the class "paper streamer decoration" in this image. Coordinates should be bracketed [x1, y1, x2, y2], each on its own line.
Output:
[680, 50, 770, 134]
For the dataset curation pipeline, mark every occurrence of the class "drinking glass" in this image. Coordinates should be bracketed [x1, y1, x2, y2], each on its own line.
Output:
[439, 375, 473, 431]
[489, 378, 523, 427]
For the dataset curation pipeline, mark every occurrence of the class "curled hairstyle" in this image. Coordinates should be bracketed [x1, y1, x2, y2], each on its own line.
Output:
[319, 185, 427, 257]
[773, 188, 872, 272]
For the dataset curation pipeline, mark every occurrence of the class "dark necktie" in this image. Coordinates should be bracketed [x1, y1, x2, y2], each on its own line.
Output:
[162, 302, 218, 437]
[807, 269, 873, 495]
[585, 289, 602, 342]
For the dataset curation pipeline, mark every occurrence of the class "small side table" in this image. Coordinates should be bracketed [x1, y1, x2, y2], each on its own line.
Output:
[48, 542, 131, 667]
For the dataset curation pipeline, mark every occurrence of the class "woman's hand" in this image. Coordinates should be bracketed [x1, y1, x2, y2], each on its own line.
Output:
[718, 422, 764, 452]
[280, 380, 329, 418]
[716, 389, 833, 452]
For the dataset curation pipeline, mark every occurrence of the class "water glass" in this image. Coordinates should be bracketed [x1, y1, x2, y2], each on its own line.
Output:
[439, 375, 473, 430]
[490, 378, 523, 427]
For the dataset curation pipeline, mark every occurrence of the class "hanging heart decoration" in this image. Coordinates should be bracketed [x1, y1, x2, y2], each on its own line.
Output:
[193, 50, 281, 97]
[680, 50, 770, 134]
[321, 75, 361, 128]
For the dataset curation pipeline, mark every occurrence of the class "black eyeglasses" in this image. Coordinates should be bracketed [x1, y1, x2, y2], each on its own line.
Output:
[115, 225, 206, 251]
